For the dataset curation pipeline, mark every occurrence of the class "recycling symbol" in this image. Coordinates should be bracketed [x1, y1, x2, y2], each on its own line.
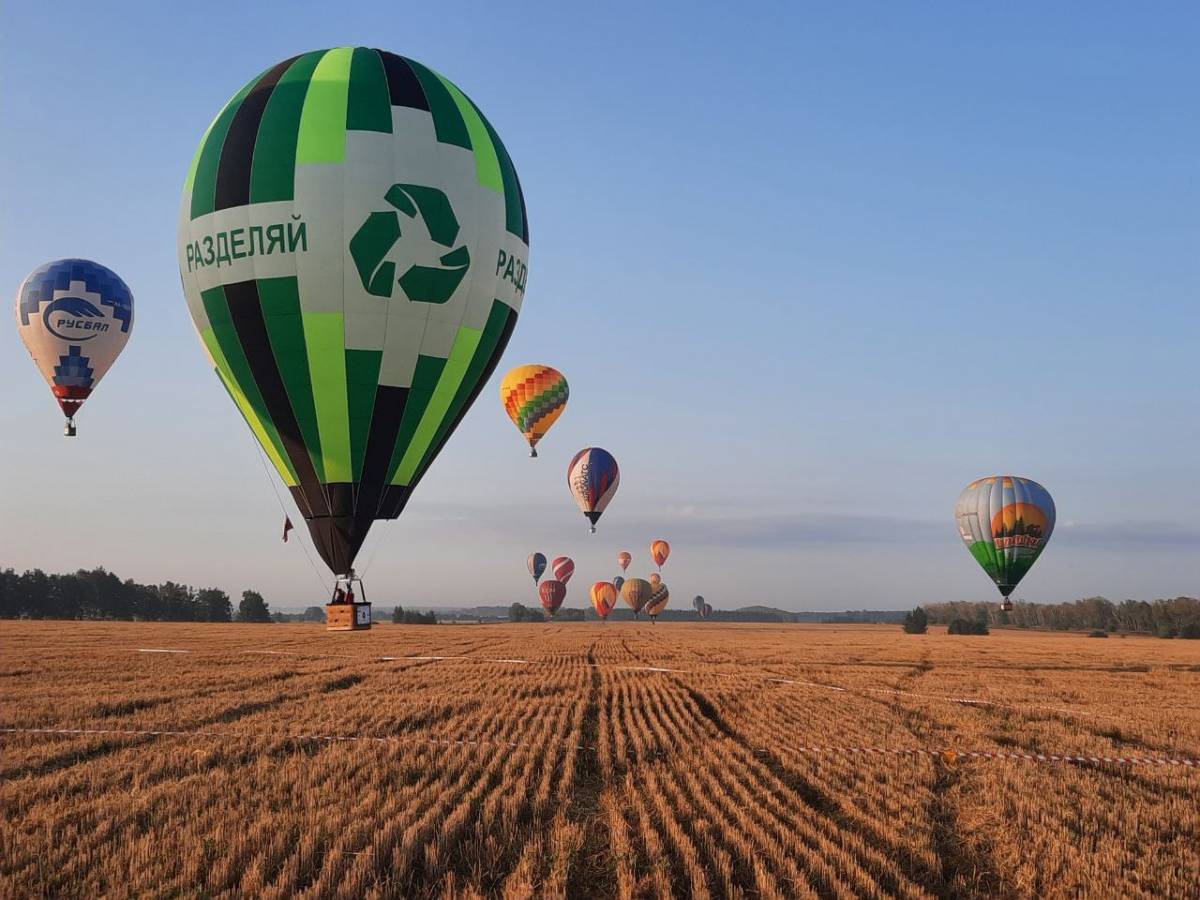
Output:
[349, 184, 470, 304]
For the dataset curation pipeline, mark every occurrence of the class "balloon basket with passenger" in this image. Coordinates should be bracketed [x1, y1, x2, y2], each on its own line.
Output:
[326, 571, 371, 632]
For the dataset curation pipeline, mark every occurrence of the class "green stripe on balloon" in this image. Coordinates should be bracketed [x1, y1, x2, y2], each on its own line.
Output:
[345, 349, 383, 481]
[301, 312, 352, 483]
[437, 74, 502, 191]
[384, 355, 447, 485]
[250, 50, 324, 204]
[473, 100, 528, 240]
[296, 48, 353, 164]
[347, 48, 392, 133]
[257, 277, 325, 480]
[405, 59, 471, 150]
[190, 69, 268, 219]
[199, 286, 298, 485]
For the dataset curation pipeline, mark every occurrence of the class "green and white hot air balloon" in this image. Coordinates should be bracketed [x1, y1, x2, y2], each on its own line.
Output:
[178, 48, 529, 577]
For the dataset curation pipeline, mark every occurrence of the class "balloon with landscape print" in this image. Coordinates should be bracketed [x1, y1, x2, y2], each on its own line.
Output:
[590, 581, 617, 620]
[617, 551, 631, 572]
[539, 579, 565, 617]
[15, 259, 135, 436]
[552, 555, 574, 584]
[500, 364, 567, 457]
[178, 48, 529, 578]
[567, 447, 619, 533]
[527, 552, 546, 584]
[954, 476, 1056, 601]
[650, 540, 670, 570]
[621, 577, 652, 618]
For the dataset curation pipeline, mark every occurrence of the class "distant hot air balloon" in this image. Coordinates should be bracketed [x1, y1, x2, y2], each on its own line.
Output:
[552, 555, 575, 584]
[590, 581, 617, 620]
[568, 447, 619, 533]
[15, 259, 135, 436]
[621, 577, 652, 618]
[693, 595, 705, 613]
[613, 576, 625, 596]
[178, 48, 529, 580]
[701, 602, 713, 619]
[650, 540, 670, 570]
[955, 476, 1055, 612]
[528, 552, 547, 584]
[649, 572, 662, 589]
[617, 551, 631, 572]
[539, 579, 566, 617]
[500, 364, 567, 457]
[646, 582, 669, 622]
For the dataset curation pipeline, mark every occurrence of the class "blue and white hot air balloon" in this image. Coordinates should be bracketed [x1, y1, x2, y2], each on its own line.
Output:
[14, 259, 134, 436]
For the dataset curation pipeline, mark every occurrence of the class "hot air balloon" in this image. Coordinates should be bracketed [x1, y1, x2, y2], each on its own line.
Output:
[613, 576, 625, 596]
[552, 555, 575, 584]
[15, 259, 135, 436]
[650, 540, 670, 570]
[178, 48, 529, 580]
[500, 364, 567, 457]
[617, 551, 631, 572]
[693, 595, 704, 615]
[590, 581, 617, 620]
[701, 602, 712, 619]
[646, 581, 669, 622]
[539, 579, 565, 617]
[527, 552, 546, 584]
[955, 476, 1055, 613]
[621, 577, 651, 619]
[649, 572, 662, 589]
[568, 447, 619, 533]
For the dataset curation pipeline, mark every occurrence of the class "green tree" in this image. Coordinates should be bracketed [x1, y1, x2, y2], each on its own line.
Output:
[392, 605, 405, 624]
[197, 588, 233, 622]
[902, 607, 928, 634]
[237, 590, 272, 623]
[509, 602, 528, 622]
[303, 606, 325, 622]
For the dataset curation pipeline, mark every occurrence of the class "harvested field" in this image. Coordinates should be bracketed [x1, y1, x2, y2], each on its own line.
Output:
[2, 621, 1198, 899]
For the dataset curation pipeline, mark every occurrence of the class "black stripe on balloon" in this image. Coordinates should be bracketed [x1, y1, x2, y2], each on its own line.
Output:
[354, 385, 410, 524]
[406, 304, 517, 496]
[214, 55, 298, 211]
[223, 279, 329, 518]
[377, 51, 430, 110]
[378, 485, 411, 519]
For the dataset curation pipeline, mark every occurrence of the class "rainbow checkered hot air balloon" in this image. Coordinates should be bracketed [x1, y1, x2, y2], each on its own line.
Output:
[500, 364, 567, 457]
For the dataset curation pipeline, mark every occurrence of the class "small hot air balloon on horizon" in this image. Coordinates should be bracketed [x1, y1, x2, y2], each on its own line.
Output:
[955, 476, 1055, 614]
[528, 552, 547, 584]
[539, 579, 566, 617]
[693, 595, 705, 616]
[650, 540, 670, 570]
[591, 581, 617, 621]
[649, 573, 662, 589]
[568, 447, 619, 533]
[15, 259, 135, 436]
[617, 551, 631, 572]
[500, 364, 568, 457]
[647, 581, 669, 623]
[621, 577, 652, 619]
[552, 555, 575, 584]
[701, 602, 713, 619]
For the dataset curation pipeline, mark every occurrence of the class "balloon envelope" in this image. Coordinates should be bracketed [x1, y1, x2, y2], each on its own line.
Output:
[647, 582, 669, 617]
[527, 552, 546, 583]
[648, 572, 661, 588]
[693, 595, 704, 612]
[590, 580, 617, 618]
[178, 48, 529, 576]
[567, 447, 619, 532]
[701, 602, 712, 619]
[539, 579, 565, 615]
[552, 555, 574, 584]
[617, 551, 631, 572]
[650, 540, 670, 569]
[500, 364, 567, 455]
[15, 259, 134, 430]
[955, 476, 1055, 597]
[612, 576, 625, 595]
[621, 577, 652, 614]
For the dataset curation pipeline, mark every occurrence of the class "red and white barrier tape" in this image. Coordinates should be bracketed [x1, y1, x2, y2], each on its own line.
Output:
[3, 726, 1197, 768]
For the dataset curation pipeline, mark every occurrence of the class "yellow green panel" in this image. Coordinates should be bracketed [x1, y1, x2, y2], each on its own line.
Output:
[301, 312, 352, 482]
[295, 47, 354, 165]
[438, 74, 503, 192]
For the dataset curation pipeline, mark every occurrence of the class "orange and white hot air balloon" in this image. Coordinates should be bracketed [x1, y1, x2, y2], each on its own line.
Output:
[500, 365, 568, 457]
[617, 551, 632, 572]
[650, 540, 670, 570]
[590, 581, 617, 620]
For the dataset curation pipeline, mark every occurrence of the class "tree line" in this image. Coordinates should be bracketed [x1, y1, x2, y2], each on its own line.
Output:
[918, 596, 1200, 638]
[0, 567, 273, 623]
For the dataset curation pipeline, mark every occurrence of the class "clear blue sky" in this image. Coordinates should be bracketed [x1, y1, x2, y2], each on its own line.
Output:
[2, 1, 1197, 610]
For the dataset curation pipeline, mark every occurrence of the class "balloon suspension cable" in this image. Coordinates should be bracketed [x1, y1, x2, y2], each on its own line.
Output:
[357, 521, 390, 579]
[249, 440, 330, 595]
